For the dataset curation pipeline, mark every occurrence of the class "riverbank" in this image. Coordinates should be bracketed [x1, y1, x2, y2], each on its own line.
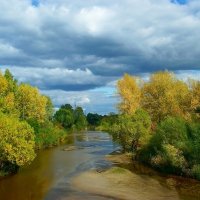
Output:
[72, 153, 200, 200]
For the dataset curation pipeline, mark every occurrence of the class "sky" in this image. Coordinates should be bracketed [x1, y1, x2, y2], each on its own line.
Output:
[0, 0, 200, 114]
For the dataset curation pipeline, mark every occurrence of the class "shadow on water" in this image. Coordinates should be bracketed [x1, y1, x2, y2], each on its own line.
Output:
[0, 131, 199, 200]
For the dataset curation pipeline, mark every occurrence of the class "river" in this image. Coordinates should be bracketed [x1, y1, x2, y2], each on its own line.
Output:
[0, 131, 199, 200]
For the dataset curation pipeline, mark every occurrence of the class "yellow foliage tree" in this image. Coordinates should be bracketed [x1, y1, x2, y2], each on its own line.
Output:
[141, 71, 191, 122]
[0, 72, 8, 95]
[117, 73, 141, 114]
[0, 72, 17, 115]
[0, 112, 35, 167]
[16, 84, 47, 122]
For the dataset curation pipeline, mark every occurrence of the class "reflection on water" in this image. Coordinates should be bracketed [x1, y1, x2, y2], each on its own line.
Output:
[0, 131, 199, 200]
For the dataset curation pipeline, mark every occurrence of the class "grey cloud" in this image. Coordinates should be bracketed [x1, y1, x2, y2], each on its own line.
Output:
[1, 0, 200, 75]
[1, 0, 200, 113]
[2, 66, 117, 91]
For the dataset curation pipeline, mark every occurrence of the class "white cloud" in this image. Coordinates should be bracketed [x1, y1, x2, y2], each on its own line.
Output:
[0, 0, 200, 113]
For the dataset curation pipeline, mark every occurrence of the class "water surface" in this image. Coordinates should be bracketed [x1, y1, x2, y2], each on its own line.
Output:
[0, 131, 199, 200]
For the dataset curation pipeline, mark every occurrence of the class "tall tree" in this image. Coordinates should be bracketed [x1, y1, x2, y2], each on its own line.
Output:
[4, 69, 17, 93]
[45, 96, 54, 120]
[117, 73, 141, 114]
[74, 106, 87, 130]
[0, 71, 8, 96]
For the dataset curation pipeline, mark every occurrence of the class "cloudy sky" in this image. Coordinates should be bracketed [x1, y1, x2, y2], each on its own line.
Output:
[0, 0, 200, 114]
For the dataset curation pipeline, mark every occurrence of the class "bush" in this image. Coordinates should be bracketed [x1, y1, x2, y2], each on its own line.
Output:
[186, 122, 200, 164]
[191, 165, 200, 180]
[0, 113, 35, 172]
[118, 109, 151, 152]
[138, 117, 189, 174]
[34, 121, 67, 149]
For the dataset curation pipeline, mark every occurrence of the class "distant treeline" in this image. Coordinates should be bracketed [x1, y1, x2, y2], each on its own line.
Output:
[0, 69, 87, 175]
[94, 71, 200, 180]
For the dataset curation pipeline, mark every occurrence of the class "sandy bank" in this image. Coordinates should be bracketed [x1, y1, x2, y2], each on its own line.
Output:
[72, 166, 179, 200]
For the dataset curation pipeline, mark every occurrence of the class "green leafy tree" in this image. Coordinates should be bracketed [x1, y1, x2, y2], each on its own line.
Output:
[87, 113, 103, 127]
[54, 104, 74, 129]
[45, 96, 54, 120]
[74, 106, 87, 130]
[139, 117, 188, 173]
[118, 109, 151, 153]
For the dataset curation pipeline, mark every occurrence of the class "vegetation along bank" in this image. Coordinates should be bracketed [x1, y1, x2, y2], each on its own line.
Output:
[0, 69, 87, 176]
[90, 71, 200, 181]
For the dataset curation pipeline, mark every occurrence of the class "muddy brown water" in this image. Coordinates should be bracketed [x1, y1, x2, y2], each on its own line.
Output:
[0, 131, 199, 200]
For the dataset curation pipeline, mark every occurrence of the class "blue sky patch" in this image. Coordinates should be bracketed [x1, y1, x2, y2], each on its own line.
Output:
[31, 0, 39, 7]
[171, 0, 188, 5]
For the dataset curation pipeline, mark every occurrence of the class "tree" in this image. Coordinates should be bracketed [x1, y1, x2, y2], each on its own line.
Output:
[45, 96, 54, 120]
[191, 81, 200, 118]
[0, 71, 18, 116]
[0, 112, 35, 171]
[117, 73, 141, 114]
[87, 113, 103, 126]
[54, 104, 74, 129]
[74, 106, 87, 130]
[141, 71, 191, 123]
[0, 71, 8, 96]
[16, 84, 47, 122]
[118, 109, 151, 152]
[4, 69, 17, 93]
[139, 117, 188, 173]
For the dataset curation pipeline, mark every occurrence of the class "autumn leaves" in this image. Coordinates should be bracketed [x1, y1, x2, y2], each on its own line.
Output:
[117, 71, 200, 123]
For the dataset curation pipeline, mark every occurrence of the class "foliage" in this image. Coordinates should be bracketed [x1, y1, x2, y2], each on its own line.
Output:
[137, 117, 200, 177]
[117, 73, 141, 114]
[87, 113, 103, 127]
[191, 165, 200, 180]
[54, 104, 87, 131]
[0, 112, 35, 172]
[45, 96, 54, 120]
[16, 84, 47, 122]
[96, 113, 118, 132]
[117, 109, 151, 153]
[0, 69, 69, 175]
[141, 71, 191, 122]
[191, 80, 200, 119]
[34, 121, 67, 149]
[54, 104, 74, 129]
[112, 71, 200, 180]
[74, 106, 87, 130]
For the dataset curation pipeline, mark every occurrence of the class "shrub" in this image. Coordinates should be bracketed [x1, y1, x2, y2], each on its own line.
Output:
[138, 117, 189, 174]
[0, 113, 35, 172]
[34, 121, 67, 148]
[191, 165, 200, 180]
